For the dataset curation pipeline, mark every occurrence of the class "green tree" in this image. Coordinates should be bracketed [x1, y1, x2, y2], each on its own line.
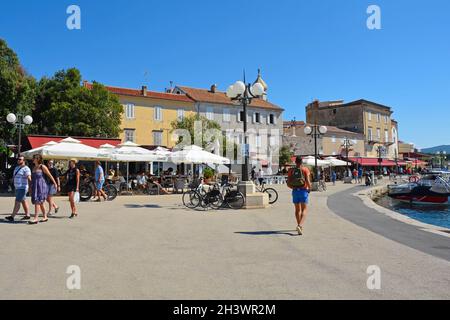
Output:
[0, 39, 36, 145]
[279, 146, 293, 167]
[170, 114, 221, 148]
[34, 68, 123, 137]
[170, 114, 237, 158]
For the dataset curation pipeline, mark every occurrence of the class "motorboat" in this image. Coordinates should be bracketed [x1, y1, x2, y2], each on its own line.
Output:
[388, 171, 450, 204]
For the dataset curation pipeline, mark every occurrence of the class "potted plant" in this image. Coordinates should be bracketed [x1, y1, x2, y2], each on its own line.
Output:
[203, 167, 215, 184]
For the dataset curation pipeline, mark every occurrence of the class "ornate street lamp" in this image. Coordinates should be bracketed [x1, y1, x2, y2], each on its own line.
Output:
[341, 137, 353, 177]
[376, 145, 385, 175]
[6, 113, 33, 157]
[226, 78, 265, 182]
[304, 124, 328, 183]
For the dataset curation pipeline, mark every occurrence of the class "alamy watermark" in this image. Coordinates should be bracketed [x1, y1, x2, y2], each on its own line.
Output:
[66, 5, 81, 30]
[66, 265, 81, 290]
[171, 121, 280, 166]
[366, 265, 381, 290]
[367, 5, 381, 30]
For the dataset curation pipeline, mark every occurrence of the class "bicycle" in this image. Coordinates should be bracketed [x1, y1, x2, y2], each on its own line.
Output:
[254, 181, 278, 204]
[182, 181, 245, 210]
[182, 179, 221, 210]
[79, 176, 118, 202]
[221, 183, 245, 210]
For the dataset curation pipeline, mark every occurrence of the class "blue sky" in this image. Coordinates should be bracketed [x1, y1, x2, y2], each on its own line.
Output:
[1, 0, 449, 148]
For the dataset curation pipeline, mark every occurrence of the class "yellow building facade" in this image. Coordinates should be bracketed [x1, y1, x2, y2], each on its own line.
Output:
[85, 83, 196, 148]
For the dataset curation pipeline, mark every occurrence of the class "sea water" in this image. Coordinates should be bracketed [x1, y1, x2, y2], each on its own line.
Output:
[376, 195, 450, 229]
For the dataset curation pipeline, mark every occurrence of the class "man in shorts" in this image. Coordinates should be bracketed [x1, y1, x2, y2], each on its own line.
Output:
[5, 156, 32, 222]
[287, 156, 312, 235]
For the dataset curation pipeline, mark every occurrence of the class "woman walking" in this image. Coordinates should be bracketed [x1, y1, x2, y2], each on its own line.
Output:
[45, 160, 60, 215]
[29, 155, 58, 225]
[65, 159, 80, 218]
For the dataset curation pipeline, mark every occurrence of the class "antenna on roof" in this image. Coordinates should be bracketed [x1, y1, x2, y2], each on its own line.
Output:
[243, 69, 246, 84]
[143, 71, 150, 86]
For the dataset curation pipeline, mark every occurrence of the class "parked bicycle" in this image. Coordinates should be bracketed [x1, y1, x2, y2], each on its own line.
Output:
[255, 181, 278, 204]
[182, 180, 245, 210]
[79, 176, 118, 202]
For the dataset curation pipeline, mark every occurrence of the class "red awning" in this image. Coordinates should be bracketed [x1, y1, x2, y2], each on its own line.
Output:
[348, 157, 397, 167]
[27, 135, 121, 149]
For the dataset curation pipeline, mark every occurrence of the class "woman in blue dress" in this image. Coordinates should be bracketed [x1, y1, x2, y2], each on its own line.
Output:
[29, 154, 58, 225]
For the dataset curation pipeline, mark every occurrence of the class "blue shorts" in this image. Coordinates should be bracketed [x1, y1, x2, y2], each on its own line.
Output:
[15, 189, 27, 202]
[96, 180, 105, 190]
[292, 188, 309, 204]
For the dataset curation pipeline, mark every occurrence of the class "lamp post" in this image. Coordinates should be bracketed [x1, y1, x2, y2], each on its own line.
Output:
[226, 79, 265, 182]
[376, 145, 385, 175]
[303, 124, 328, 183]
[341, 137, 353, 177]
[6, 113, 33, 158]
[436, 151, 447, 169]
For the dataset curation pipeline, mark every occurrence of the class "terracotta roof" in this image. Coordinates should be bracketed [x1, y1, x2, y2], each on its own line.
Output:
[178, 86, 284, 111]
[84, 82, 194, 103]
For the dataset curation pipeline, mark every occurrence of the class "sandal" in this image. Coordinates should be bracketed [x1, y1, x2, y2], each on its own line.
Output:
[69, 213, 78, 219]
[28, 220, 39, 225]
[40, 218, 49, 223]
[55, 207, 59, 214]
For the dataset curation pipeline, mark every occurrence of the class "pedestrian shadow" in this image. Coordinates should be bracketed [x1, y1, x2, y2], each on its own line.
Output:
[0, 219, 28, 225]
[235, 230, 299, 237]
[124, 204, 162, 209]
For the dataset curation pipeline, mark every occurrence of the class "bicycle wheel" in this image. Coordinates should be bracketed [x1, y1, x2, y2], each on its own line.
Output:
[182, 190, 201, 209]
[104, 184, 118, 201]
[225, 190, 245, 210]
[263, 188, 279, 204]
[79, 184, 93, 202]
[208, 190, 224, 210]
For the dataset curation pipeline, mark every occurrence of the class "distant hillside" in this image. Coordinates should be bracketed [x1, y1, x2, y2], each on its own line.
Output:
[421, 145, 450, 154]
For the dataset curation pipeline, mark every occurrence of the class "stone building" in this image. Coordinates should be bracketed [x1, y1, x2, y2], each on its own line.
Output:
[283, 121, 365, 157]
[173, 71, 284, 173]
[306, 99, 397, 159]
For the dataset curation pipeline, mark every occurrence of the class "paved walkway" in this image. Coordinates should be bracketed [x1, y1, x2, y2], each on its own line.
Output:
[0, 183, 449, 299]
[328, 186, 450, 262]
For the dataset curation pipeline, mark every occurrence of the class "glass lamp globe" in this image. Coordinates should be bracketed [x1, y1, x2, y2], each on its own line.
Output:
[251, 83, 265, 97]
[319, 126, 328, 134]
[23, 115, 33, 125]
[6, 113, 17, 124]
[304, 126, 312, 135]
[226, 85, 236, 98]
[233, 81, 246, 96]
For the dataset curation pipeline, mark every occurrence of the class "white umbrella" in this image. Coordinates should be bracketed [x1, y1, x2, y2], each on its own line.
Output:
[105, 141, 167, 192]
[302, 156, 330, 167]
[324, 157, 348, 167]
[22, 141, 58, 159]
[108, 141, 166, 162]
[170, 145, 230, 165]
[153, 146, 172, 156]
[39, 137, 108, 160]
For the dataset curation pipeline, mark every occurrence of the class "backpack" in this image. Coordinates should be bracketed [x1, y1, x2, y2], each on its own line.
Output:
[288, 167, 306, 188]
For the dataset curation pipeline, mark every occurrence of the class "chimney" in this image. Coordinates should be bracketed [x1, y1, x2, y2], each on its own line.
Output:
[210, 84, 217, 93]
[142, 85, 148, 96]
[82, 80, 88, 87]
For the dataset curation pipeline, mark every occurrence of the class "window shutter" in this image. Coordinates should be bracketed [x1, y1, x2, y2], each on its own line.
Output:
[252, 112, 256, 123]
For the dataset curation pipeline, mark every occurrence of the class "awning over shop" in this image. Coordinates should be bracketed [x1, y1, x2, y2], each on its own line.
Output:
[348, 157, 397, 167]
[27, 135, 121, 149]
